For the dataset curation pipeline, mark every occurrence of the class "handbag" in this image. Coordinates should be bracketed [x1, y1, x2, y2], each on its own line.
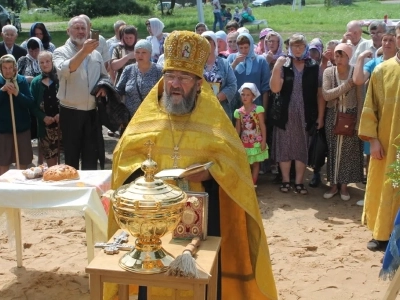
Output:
[332, 67, 356, 137]
[308, 127, 327, 168]
[334, 111, 356, 136]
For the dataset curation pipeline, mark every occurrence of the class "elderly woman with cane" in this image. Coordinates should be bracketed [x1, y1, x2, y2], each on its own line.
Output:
[0, 54, 34, 175]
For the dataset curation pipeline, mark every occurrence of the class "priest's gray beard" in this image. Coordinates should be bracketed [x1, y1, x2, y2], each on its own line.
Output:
[160, 84, 198, 115]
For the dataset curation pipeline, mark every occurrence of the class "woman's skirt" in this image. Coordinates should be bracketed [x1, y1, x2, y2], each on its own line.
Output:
[325, 107, 363, 184]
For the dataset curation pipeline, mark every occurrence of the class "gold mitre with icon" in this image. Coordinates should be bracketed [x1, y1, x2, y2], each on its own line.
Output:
[163, 30, 211, 79]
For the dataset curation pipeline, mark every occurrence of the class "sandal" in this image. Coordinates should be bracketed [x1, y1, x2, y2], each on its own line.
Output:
[294, 184, 308, 195]
[280, 182, 291, 193]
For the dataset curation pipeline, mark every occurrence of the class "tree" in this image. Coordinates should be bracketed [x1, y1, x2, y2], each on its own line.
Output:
[7, 0, 15, 10]
[48, 0, 151, 18]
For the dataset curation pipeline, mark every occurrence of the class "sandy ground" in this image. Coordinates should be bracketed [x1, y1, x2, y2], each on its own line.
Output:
[0, 130, 396, 300]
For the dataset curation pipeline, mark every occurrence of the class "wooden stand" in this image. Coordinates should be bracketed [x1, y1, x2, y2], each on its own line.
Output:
[86, 230, 221, 300]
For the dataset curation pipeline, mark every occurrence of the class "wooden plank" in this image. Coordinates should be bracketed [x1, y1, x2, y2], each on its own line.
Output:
[89, 274, 102, 300]
[207, 253, 218, 300]
[13, 208, 23, 267]
[382, 267, 400, 300]
[85, 212, 95, 263]
[118, 284, 129, 300]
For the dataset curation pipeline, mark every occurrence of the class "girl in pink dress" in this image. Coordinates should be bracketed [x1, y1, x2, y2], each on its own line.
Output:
[234, 83, 268, 186]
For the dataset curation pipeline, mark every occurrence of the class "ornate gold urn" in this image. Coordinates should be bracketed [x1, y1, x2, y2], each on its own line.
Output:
[110, 141, 187, 274]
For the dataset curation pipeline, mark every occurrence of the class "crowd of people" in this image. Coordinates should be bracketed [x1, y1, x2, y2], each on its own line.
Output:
[0, 8, 400, 300]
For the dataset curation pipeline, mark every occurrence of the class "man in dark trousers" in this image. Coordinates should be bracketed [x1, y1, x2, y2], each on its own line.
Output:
[0, 25, 26, 61]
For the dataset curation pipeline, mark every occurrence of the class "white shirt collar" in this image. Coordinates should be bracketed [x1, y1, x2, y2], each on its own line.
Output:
[4, 44, 13, 54]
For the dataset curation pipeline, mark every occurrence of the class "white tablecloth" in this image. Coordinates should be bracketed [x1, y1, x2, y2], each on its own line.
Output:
[0, 169, 111, 265]
[0, 170, 111, 230]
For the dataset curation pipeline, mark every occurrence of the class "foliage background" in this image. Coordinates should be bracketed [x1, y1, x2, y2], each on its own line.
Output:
[1, 0, 395, 50]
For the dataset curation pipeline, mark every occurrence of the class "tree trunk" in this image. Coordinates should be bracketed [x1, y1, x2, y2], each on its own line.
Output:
[159, 0, 164, 15]
[25, 0, 31, 10]
[8, 0, 15, 11]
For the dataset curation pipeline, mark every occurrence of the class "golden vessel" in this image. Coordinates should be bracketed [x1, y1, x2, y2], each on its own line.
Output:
[110, 141, 187, 274]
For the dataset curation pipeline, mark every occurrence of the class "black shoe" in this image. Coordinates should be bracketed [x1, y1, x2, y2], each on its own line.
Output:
[309, 174, 321, 188]
[367, 239, 388, 252]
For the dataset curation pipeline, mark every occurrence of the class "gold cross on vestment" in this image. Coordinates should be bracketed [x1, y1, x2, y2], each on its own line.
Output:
[171, 145, 180, 168]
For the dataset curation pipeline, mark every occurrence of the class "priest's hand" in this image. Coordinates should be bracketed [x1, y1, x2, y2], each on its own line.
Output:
[185, 169, 212, 183]
[370, 138, 384, 160]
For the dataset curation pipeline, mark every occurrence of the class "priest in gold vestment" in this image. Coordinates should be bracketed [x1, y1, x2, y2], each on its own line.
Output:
[105, 31, 278, 300]
[358, 27, 400, 252]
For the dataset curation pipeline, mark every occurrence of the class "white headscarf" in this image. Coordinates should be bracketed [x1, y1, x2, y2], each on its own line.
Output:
[26, 37, 44, 74]
[147, 18, 164, 57]
[0, 54, 19, 92]
[201, 31, 219, 57]
[238, 82, 260, 101]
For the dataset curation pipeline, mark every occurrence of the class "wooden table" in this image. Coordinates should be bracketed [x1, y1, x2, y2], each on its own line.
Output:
[86, 230, 221, 300]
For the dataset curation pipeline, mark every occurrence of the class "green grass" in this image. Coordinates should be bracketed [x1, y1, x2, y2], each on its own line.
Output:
[17, 11, 66, 23]
[14, 1, 395, 48]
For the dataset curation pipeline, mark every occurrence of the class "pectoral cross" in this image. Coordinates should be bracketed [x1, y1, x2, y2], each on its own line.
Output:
[171, 145, 180, 168]
[94, 231, 134, 255]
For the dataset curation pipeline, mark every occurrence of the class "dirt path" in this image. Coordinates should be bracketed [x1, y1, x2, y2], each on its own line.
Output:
[0, 128, 395, 299]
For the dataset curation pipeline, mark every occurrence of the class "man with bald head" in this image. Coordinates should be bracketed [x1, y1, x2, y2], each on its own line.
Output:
[345, 20, 366, 64]
[52, 16, 109, 170]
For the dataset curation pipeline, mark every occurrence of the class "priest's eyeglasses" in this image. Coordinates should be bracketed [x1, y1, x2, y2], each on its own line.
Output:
[164, 73, 195, 84]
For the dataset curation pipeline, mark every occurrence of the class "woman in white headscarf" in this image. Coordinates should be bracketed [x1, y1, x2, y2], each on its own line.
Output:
[17, 37, 44, 162]
[145, 18, 168, 63]
[17, 37, 44, 83]
[201, 31, 237, 121]
[0, 54, 34, 175]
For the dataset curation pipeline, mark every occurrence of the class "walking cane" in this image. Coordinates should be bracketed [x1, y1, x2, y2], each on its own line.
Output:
[57, 124, 61, 165]
[9, 92, 20, 169]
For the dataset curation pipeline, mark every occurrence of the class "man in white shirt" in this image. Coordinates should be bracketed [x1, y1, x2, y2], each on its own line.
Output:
[53, 16, 108, 170]
[345, 20, 366, 64]
[351, 21, 386, 65]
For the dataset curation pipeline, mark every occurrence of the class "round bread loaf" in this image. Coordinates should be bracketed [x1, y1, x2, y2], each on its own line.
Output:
[43, 164, 79, 181]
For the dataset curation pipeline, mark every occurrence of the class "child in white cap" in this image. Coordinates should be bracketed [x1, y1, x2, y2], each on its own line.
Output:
[234, 82, 268, 186]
